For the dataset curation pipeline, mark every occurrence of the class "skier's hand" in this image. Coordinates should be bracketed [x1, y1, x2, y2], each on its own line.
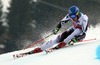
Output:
[82, 32, 86, 38]
[52, 28, 59, 35]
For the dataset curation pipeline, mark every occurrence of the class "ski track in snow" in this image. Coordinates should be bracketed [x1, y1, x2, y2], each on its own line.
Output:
[0, 25, 100, 65]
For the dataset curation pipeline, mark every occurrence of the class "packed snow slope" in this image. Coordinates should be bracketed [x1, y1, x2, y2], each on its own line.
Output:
[0, 25, 100, 65]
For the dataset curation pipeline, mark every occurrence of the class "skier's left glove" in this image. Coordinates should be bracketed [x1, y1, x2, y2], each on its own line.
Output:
[82, 32, 86, 38]
[82, 32, 86, 35]
[52, 28, 59, 35]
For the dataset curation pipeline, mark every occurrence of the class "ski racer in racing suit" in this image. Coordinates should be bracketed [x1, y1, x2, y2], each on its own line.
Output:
[26, 6, 89, 54]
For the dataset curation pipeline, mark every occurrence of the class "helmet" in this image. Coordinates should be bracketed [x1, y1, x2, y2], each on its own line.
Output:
[68, 6, 80, 18]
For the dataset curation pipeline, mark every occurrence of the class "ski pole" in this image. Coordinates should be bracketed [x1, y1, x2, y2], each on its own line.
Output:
[24, 33, 53, 49]
[79, 38, 96, 42]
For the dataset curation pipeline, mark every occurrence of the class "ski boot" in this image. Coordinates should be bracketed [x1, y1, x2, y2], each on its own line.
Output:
[54, 42, 66, 49]
[26, 47, 42, 55]
[13, 48, 42, 59]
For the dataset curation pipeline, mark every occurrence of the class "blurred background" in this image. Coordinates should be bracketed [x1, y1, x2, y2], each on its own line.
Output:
[0, 0, 100, 54]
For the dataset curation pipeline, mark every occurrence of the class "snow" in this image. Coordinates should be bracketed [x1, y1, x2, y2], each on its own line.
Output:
[0, 40, 100, 65]
[0, 25, 100, 65]
[1, 0, 11, 12]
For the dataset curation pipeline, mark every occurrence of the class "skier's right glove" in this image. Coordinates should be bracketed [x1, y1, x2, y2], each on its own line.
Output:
[52, 28, 59, 35]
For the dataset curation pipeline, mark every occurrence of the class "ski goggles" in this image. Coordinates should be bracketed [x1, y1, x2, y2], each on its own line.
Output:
[70, 15, 76, 18]
[69, 12, 79, 18]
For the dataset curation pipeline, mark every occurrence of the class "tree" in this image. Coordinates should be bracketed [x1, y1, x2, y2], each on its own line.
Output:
[0, 0, 10, 54]
[7, 0, 34, 49]
[0, 0, 2, 19]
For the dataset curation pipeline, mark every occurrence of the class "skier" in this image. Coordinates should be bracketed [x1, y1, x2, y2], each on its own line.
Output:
[25, 6, 88, 54]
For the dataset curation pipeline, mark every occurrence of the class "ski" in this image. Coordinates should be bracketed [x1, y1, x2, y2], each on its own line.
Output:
[45, 38, 96, 53]
[13, 38, 96, 59]
[45, 44, 72, 53]
[13, 52, 29, 59]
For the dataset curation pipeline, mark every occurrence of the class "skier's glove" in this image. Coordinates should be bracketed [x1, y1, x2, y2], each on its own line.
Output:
[82, 32, 86, 38]
[52, 28, 59, 35]
[82, 32, 86, 36]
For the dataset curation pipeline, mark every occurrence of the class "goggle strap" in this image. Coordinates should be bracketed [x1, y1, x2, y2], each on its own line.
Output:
[76, 12, 79, 15]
